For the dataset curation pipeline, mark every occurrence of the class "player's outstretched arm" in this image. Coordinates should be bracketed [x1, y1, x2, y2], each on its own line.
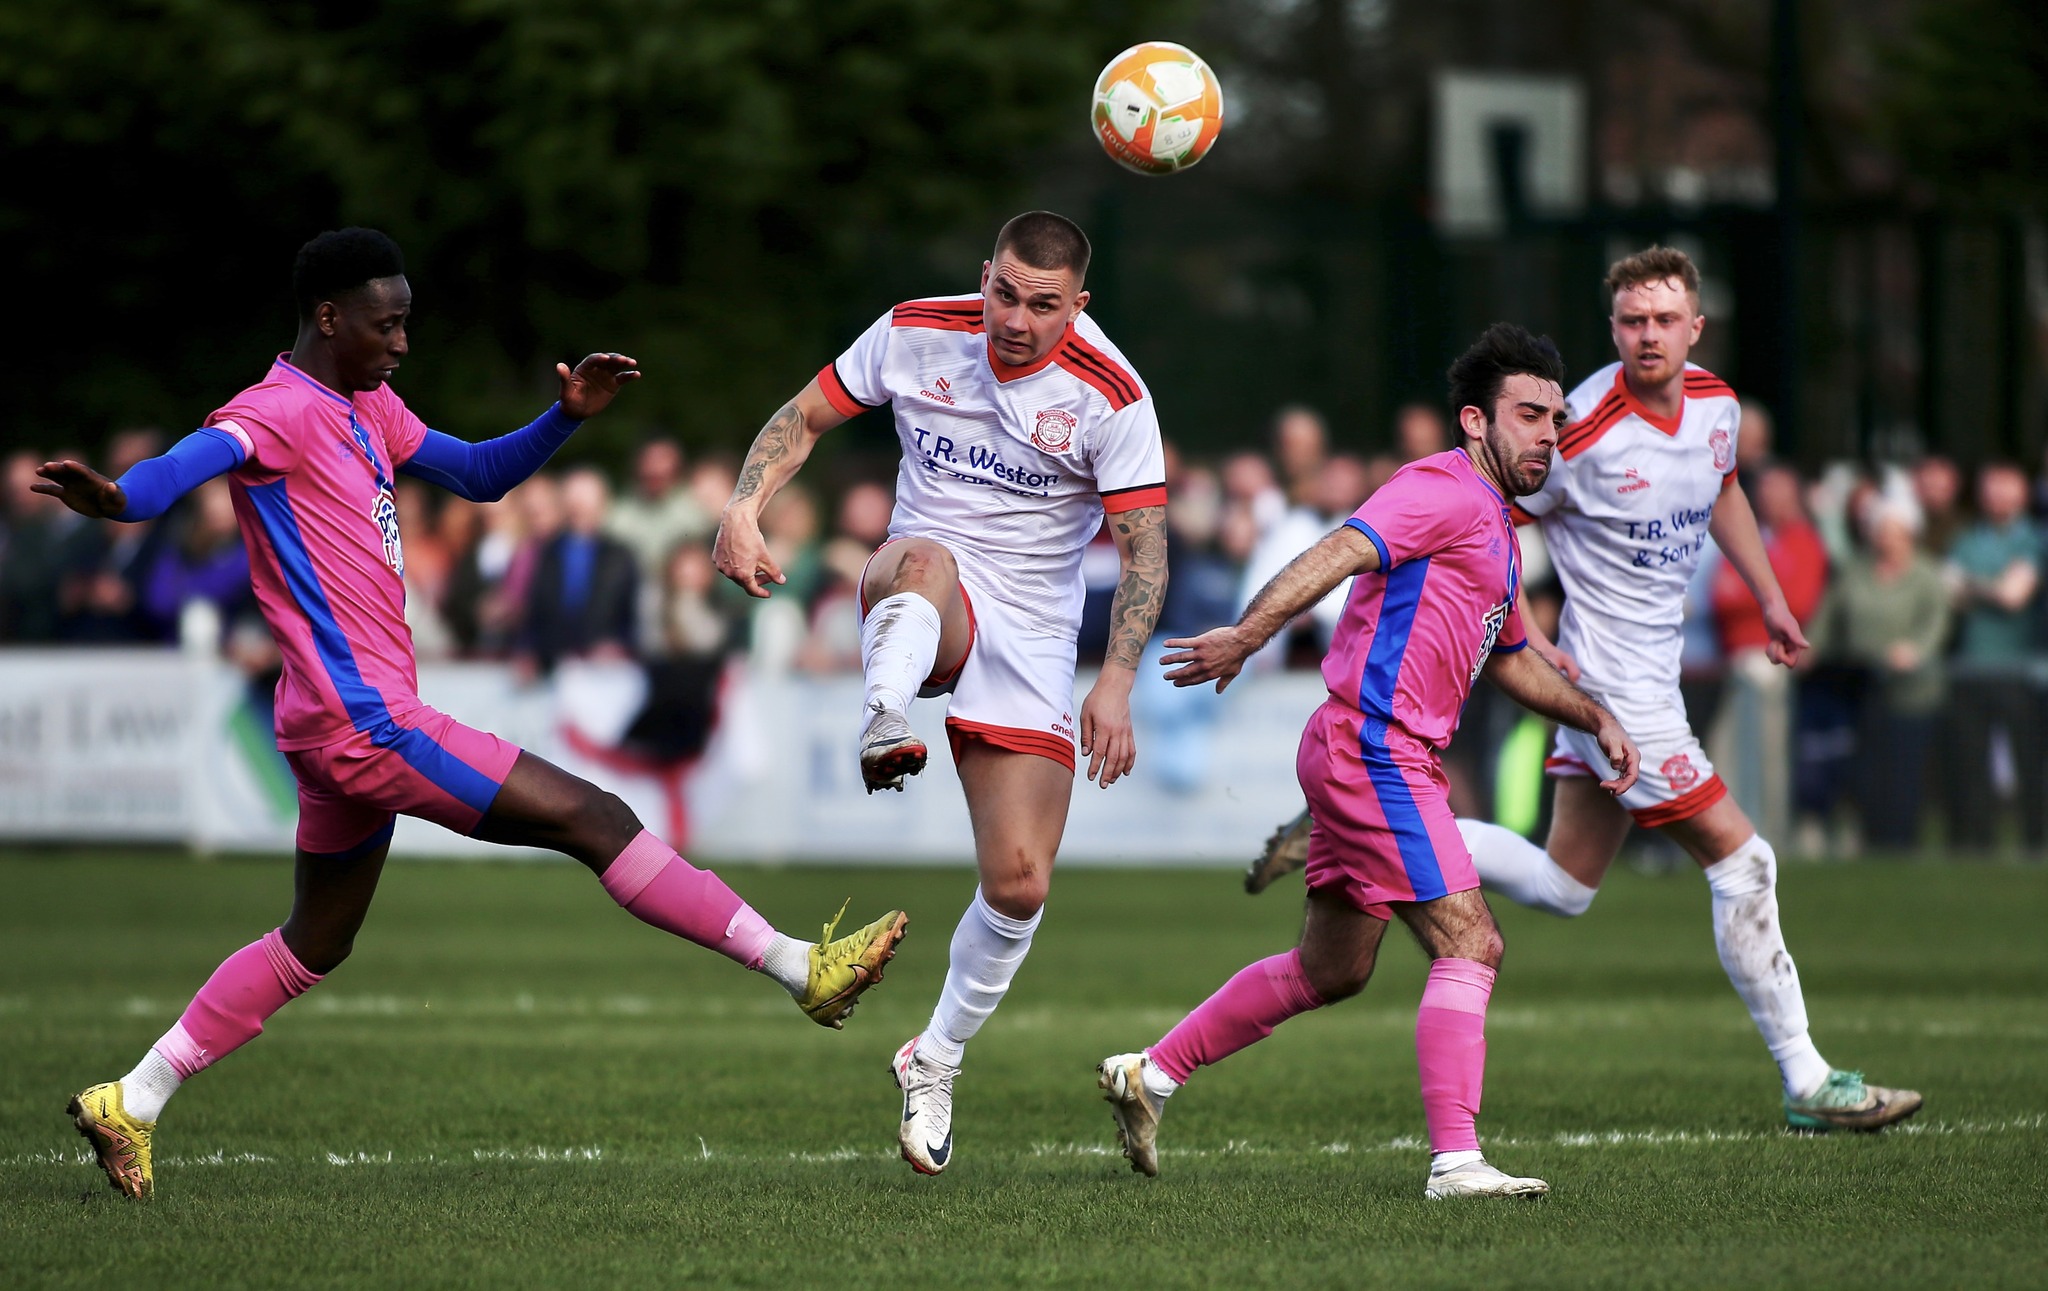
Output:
[555, 352, 641, 421]
[398, 354, 636, 502]
[33, 428, 244, 522]
[1708, 480, 1808, 668]
[1163, 523, 1379, 692]
[1483, 647, 1639, 794]
[714, 378, 847, 598]
[1080, 503, 1166, 788]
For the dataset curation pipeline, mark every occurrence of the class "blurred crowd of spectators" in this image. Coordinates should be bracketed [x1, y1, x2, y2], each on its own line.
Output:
[7, 401, 2048, 857]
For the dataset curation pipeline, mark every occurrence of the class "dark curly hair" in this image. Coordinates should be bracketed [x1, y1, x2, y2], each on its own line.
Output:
[292, 227, 405, 320]
[1445, 322, 1566, 421]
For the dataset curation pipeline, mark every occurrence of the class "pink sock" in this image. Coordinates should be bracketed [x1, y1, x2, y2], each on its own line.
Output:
[1147, 949, 1326, 1084]
[150, 929, 323, 1079]
[1415, 958, 1496, 1153]
[600, 829, 776, 968]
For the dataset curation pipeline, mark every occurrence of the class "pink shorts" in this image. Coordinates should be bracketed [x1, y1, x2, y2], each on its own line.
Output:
[1297, 701, 1477, 920]
[283, 705, 522, 856]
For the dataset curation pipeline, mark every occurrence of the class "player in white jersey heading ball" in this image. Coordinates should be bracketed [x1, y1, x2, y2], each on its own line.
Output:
[1250, 246, 1920, 1132]
[715, 211, 1168, 1174]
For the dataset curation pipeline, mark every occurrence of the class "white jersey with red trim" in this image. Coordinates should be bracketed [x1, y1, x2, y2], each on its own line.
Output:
[1515, 360, 1740, 697]
[819, 294, 1166, 638]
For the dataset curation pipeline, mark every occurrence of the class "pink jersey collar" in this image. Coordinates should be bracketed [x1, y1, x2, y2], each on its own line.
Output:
[271, 353, 355, 409]
[1451, 447, 1508, 507]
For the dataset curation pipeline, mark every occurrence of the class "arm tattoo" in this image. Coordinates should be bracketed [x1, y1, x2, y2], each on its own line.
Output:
[731, 400, 806, 507]
[1104, 505, 1168, 670]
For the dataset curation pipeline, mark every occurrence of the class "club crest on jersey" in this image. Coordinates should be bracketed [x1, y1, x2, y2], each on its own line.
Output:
[1032, 409, 1077, 454]
[1661, 752, 1701, 792]
[1709, 428, 1733, 473]
[372, 486, 405, 577]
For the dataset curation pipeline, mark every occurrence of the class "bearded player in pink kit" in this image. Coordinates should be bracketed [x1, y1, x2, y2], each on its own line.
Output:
[1099, 324, 1640, 1199]
[1249, 247, 1922, 1133]
[34, 229, 908, 1201]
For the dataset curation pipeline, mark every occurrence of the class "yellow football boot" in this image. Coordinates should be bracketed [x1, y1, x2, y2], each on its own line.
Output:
[798, 900, 909, 1029]
[1245, 808, 1313, 894]
[68, 1081, 155, 1200]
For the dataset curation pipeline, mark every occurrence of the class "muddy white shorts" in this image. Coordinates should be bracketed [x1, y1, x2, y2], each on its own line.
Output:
[859, 545, 1078, 772]
[1547, 685, 1726, 827]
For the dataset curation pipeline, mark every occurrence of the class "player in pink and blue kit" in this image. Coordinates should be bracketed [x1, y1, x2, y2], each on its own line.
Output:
[1097, 324, 1640, 1199]
[34, 229, 908, 1201]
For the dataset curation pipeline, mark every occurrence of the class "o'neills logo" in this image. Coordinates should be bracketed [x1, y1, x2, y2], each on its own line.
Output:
[1032, 408, 1077, 454]
[1709, 427, 1733, 473]
[918, 375, 956, 406]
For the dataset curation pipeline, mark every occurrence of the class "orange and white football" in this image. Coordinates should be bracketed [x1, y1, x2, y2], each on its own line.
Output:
[1090, 42, 1224, 176]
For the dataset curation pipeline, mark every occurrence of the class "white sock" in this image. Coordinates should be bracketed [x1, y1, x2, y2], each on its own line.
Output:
[860, 592, 943, 714]
[1702, 835, 1831, 1099]
[1431, 1149, 1484, 1172]
[1457, 818, 1597, 917]
[921, 888, 1041, 1068]
[758, 933, 813, 998]
[120, 1047, 183, 1122]
[1140, 1056, 1180, 1102]
[1769, 1033, 1829, 1099]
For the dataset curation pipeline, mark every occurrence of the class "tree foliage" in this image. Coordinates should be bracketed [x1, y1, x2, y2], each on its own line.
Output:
[1883, 0, 2048, 208]
[0, 0, 1177, 456]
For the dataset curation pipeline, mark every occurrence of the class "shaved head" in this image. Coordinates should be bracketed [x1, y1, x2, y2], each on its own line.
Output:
[993, 210, 1091, 283]
[981, 214, 1094, 369]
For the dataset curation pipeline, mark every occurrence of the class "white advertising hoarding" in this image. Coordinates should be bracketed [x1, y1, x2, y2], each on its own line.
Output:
[0, 650, 1325, 864]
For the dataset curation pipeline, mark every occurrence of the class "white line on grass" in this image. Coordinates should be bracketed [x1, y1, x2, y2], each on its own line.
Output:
[7, 1114, 2040, 1173]
[19, 995, 2044, 1038]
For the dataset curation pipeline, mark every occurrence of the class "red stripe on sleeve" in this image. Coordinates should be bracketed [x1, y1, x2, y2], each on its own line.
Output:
[1054, 338, 1142, 409]
[892, 300, 986, 332]
[1101, 483, 1167, 513]
[815, 363, 869, 419]
[1683, 370, 1738, 400]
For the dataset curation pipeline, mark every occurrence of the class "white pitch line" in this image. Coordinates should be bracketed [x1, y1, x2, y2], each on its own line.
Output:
[14, 995, 2045, 1038]
[6, 1115, 2041, 1172]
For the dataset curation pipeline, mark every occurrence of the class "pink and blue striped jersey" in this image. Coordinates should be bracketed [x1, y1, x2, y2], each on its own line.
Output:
[1323, 448, 1527, 750]
[208, 356, 429, 751]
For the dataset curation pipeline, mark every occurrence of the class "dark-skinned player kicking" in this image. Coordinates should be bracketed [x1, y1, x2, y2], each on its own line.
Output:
[37, 228, 907, 1201]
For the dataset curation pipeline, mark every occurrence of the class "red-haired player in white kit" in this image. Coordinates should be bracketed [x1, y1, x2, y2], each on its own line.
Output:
[714, 211, 1168, 1174]
[1251, 247, 1921, 1132]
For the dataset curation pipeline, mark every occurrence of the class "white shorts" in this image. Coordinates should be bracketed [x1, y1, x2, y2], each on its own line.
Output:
[1546, 686, 1727, 827]
[859, 544, 1078, 772]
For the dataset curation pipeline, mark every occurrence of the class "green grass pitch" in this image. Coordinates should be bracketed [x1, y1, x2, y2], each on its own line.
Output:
[3, 851, 2043, 1288]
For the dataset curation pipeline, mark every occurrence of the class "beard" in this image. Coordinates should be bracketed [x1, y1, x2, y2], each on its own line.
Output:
[1481, 424, 1552, 497]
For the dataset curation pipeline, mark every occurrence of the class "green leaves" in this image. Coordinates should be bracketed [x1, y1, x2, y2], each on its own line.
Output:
[2, 0, 1179, 455]
[1883, 0, 2048, 208]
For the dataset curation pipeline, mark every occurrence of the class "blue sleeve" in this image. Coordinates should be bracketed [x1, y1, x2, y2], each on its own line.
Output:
[114, 427, 247, 522]
[1344, 517, 1391, 571]
[399, 403, 582, 502]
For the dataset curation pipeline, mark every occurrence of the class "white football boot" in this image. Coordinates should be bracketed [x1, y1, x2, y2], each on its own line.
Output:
[891, 1035, 956, 1175]
[1096, 1052, 1169, 1177]
[859, 700, 927, 794]
[1423, 1157, 1550, 1199]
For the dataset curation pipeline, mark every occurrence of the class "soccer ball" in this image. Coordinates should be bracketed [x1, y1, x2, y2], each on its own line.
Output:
[1090, 42, 1224, 176]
